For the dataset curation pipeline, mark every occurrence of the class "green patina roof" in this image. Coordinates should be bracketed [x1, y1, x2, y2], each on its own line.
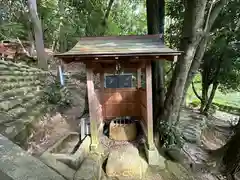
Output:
[54, 35, 181, 58]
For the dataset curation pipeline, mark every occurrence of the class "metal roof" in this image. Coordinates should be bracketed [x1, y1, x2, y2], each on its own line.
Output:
[54, 35, 181, 59]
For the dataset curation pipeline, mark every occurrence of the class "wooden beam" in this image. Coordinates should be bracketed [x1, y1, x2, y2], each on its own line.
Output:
[92, 61, 143, 73]
[137, 68, 141, 88]
[86, 66, 99, 150]
[59, 55, 177, 64]
[145, 61, 154, 150]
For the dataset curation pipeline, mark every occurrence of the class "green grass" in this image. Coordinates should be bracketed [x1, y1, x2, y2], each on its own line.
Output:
[186, 74, 240, 109]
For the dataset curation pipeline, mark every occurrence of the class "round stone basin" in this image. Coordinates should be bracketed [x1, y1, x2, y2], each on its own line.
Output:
[109, 117, 137, 141]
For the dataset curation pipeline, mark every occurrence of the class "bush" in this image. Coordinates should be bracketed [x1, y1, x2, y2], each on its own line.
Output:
[43, 82, 72, 108]
[189, 100, 201, 108]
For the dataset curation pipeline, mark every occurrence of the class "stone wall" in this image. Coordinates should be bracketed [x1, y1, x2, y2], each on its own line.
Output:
[0, 60, 68, 146]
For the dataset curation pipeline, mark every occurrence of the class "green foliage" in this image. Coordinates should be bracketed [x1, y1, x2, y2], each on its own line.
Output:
[109, 0, 147, 35]
[0, 0, 147, 50]
[189, 100, 201, 108]
[165, 0, 184, 48]
[159, 120, 183, 148]
[43, 82, 72, 108]
[0, 0, 28, 40]
[197, 0, 240, 113]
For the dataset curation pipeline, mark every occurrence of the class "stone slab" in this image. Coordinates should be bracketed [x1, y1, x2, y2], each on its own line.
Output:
[43, 133, 91, 170]
[165, 160, 195, 180]
[106, 145, 148, 179]
[40, 153, 76, 180]
[74, 153, 102, 180]
[0, 134, 65, 180]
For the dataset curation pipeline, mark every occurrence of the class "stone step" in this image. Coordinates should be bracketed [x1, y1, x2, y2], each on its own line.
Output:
[0, 75, 41, 82]
[0, 102, 55, 145]
[4, 91, 45, 119]
[0, 70, 47, 76]
[0, 90, 44, 111]
[0, 86, 41, 100]
[0, 134, 66, 180]
[0, 60, 44, 72]
[0, 80, 42, 92]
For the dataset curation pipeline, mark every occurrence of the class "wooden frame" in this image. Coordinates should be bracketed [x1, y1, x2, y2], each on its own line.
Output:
[85, 60, 156, 152]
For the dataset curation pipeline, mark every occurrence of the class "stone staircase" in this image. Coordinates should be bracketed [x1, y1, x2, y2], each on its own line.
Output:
[0, 60, 65, 147]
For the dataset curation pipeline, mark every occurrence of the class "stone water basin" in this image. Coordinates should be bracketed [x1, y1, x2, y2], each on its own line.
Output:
[48, 132, 79, 154]
[43, 132, 90, 170]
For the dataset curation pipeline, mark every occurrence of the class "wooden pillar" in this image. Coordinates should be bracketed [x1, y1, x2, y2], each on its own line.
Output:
[86, 66, 98, 150]
[100, 72, 105, 119]
[137, 68, 141, 88]
[145, 61, 154, 150]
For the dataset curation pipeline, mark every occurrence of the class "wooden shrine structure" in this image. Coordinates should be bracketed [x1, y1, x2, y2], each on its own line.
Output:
[54, 35, 181, 165]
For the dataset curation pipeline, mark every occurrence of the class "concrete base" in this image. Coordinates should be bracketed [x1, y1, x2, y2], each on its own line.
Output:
[144, 143, 165, 168]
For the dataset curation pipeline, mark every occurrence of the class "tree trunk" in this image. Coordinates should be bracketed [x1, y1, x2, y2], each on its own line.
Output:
[182, 0, 227, 105]
[182, 36, 209, 104]
[58, 0, 67, 53]
[28, 0, 48, 70]
[203, 82, 219, 114]
[220, 127, 240, 178]
[200, 77, 208, 113]
[191, 81, 202, 101]
[162, 0, 207, 125]
[146, 0, 160, 34]
[147, 0, 165, 125]
[102, 0, 115, 26]
[157, 0, 166, 116]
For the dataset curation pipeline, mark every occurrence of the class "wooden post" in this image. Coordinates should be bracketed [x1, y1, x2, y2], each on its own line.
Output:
[145, 61, 154, 150]
[86, 66, 98, 150]
[100, 71, 105, 119]
[137, 68, 141, 88]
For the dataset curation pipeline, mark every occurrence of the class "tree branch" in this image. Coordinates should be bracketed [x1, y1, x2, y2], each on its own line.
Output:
[183, 0, 227, 104]
[203, 82, 219, 114]
[205, 0, 227, 32]
[204, 0, 216, 32]
[17, 37, 30, 57]
[166, 62, 176, 76]
[102, 0, 115, 26]
[192, 81, 202, 101]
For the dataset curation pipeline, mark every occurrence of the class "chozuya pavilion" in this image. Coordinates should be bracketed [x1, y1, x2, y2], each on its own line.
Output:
[54, 34, 181, 165]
